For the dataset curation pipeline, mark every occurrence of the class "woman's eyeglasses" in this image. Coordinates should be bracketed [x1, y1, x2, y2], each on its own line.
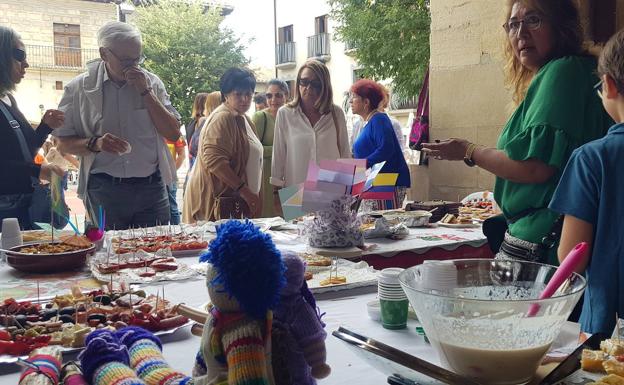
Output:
[12, 48, 26, 63]
[299, 78, 322, 90]
[266, 92, 284, 99]
[503, 14, 542, 36]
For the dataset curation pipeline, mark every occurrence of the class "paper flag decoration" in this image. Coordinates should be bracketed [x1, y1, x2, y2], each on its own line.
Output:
[50, 173, 67, 216]
[278, 183, 305, 221]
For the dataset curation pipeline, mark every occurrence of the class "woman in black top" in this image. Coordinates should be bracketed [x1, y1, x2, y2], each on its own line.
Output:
[0, 26, 64, 229]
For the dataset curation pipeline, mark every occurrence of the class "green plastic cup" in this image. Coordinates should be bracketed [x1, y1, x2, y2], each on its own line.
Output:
[380, 298, 409, 329]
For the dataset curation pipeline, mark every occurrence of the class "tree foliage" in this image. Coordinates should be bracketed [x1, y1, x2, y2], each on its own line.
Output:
[133, 0, 247, 120]
[330, 0, 430, 100]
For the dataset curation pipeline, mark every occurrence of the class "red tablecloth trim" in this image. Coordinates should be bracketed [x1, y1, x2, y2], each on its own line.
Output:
[357, 244, 495, 270]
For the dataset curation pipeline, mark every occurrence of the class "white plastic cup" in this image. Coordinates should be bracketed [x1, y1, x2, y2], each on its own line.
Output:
[1, 218, 22, 248]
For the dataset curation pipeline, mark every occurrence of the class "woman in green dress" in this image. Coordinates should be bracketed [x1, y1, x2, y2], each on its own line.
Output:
[421, 0, 613, 265]
[252, 79, 289, 218]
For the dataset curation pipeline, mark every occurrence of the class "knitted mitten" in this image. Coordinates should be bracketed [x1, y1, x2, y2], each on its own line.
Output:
[79, 329, 145, 385]
[115, 326, 191, 385]
[19, 353, 62, 385]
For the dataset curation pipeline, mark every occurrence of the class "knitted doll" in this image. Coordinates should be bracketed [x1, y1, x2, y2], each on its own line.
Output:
[193, 220, 286, 385]
[272, 252, 331, 385]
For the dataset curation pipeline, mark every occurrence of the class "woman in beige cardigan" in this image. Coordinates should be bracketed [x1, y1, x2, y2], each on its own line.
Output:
[183, 68, 262, 222]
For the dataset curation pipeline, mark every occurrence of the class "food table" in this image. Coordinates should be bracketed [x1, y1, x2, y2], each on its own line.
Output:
[0, 221, 494, 383]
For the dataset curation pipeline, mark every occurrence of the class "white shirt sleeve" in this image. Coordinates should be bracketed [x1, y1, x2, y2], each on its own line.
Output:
[270, 107, 287, 187]
[334, 106, 351, 158]
[53, 84, 78, 137]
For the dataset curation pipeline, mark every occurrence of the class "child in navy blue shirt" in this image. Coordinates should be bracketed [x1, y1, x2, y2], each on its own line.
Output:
[549, 29, 624, 335]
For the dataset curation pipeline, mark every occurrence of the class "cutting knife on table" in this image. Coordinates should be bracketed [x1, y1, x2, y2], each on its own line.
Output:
[332, 327, 482, 385]
[539, 332, 606, 385]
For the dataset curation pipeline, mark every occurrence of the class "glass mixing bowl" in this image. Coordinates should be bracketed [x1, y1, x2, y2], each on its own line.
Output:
[399, 259, 586, 385]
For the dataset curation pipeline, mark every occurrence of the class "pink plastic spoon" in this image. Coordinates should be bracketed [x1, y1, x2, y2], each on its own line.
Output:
[527, 242, 589, 317]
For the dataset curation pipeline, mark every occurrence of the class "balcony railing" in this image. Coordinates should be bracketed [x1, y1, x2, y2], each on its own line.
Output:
[26, 45, 100, 70]
[307, 33, 331, 59]
[276, 41, 296, 65]
[344, 40, 357, 53]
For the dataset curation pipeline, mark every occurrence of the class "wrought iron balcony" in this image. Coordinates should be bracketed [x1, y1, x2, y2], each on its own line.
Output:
[276, 41, 296, 67]
[25, 45, 100, 70]
[307, 33, 331, 60]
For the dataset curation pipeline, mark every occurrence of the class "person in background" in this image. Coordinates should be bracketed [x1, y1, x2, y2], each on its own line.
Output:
[271, 60, 350, 216]
[421, 0, 612, 264]
[379, 86, 406, 150]
[549, 29, 624, 336]
[183, 68, 262, 222]
[350, 79, 410, 210]
[189, 91, 221, 169]
[0, 26, 64, 229]
[185, 92, 208, 162]
[252, 79, 289, 218]
[254, 92, 268, 112]
[54, 21, 181, 230]
[165, 136, 186, 224]
[350, 85, 405, 151]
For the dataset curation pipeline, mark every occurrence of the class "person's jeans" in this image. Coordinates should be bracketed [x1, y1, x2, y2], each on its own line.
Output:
[167, 181, 180, 225]
[86, 172, 170, 230]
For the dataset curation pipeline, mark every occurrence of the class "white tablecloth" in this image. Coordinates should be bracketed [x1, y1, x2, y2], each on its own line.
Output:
[0, 271, 437, 384]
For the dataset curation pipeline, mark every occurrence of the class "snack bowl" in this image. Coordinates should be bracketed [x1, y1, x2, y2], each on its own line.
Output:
[399, 259, 586, 385]
[6, 241, 95, 273]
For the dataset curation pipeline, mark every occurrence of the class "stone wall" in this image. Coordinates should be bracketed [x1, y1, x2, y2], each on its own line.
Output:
[0, 0, 116, 121]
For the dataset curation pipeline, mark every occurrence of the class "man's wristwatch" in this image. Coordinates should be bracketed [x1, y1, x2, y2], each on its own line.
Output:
[87, 136, 101, 153]
[463, 143, 477, 167]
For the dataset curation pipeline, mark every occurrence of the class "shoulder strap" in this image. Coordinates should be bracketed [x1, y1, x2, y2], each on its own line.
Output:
[417, 67, 429, 117]
[261, 111, 267, 143]
[331, 106, 341, 155]
[0, 100, 39, 186]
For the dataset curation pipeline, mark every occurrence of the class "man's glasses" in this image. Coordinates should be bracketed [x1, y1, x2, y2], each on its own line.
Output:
[107, 48, 145, 67]
[12, 48, 26, 63]
[266, 92, 284, 99]
[299, 78, 322, 90]
[503, 14, 542, 36]
[594, 80, 604, 99]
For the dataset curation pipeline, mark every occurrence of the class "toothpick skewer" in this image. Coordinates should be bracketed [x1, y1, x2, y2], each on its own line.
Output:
[155, 290, 160, 312]
[37, 281, 40, 304]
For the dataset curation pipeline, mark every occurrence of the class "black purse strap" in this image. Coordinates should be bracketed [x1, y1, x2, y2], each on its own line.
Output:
[0, 99, 39, 186]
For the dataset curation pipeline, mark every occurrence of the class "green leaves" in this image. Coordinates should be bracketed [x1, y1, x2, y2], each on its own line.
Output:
[330, 0, 430, 100]
[134, 0, 247, 120]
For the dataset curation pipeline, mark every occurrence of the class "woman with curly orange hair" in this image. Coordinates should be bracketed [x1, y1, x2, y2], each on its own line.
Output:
[351, 79, 410, 210]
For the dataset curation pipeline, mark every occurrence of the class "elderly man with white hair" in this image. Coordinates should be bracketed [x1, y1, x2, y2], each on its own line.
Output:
[54, 21, 181, 230]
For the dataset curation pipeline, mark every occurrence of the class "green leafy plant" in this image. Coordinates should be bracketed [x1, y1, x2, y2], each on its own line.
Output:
[134, 0, 248, 120]
[330, 0, 430, 100]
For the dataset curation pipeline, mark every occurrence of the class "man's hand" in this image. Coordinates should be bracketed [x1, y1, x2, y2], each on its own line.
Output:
[95, 133, 131, 154]
[39, 163, 65, 182]
[123, 66, 149, 94]
[41, 109, 65, 129]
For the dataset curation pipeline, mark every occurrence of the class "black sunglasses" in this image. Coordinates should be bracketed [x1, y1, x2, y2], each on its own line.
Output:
[299, 78, 322, 90]
[12, 48, 26, 63]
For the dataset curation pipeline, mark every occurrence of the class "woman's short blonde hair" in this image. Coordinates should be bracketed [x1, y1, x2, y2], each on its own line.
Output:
[204, 91, 222, 118]
[503, 0, 585, 103]
[288, 59, 334, 114]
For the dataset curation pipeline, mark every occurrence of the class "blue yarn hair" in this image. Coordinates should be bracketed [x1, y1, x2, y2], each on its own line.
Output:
[203, 220, 286, 319]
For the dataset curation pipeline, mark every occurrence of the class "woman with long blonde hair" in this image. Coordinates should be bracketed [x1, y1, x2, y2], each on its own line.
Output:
[271, 60, 350, 216]
[421, 0, 612, 264]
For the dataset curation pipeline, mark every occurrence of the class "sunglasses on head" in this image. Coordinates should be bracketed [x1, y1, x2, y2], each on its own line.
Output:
[12, 48, 26, 63]
[299, 78, 322, 90]
[266, 92, 284, 99]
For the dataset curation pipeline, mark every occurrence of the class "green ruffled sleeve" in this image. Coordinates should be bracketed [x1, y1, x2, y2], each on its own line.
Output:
[499, 56, 603, 169]
[502, 124, 574, 169]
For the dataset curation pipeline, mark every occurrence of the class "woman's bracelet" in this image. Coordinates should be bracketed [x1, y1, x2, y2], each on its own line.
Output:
[463, 143, 478, 167]
[86, 136, 101, 153]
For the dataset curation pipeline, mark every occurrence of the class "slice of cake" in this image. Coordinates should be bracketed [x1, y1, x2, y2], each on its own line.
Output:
[582, 349, 608, 372]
